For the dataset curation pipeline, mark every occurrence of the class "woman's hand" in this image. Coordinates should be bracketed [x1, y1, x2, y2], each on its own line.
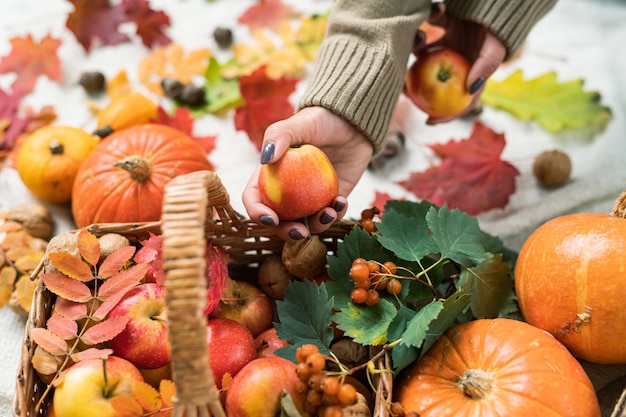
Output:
[242, 106, 373, 241]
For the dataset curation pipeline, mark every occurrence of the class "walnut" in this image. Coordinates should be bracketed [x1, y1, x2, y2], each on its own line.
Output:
[98, 233, 130, 262]
[7, 202, 54, 240]
[281, 235, 327, 280]
[533, 149, 572, 188]
[257, 255, 295, 300]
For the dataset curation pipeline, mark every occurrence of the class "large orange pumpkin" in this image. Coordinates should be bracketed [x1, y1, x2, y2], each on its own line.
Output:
[515, 192, 626, 364]
[394, 318, 600, 417]
[71, 124, 213, 227]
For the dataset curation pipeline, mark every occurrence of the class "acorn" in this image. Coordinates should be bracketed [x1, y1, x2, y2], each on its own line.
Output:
[180, 83, 206, 106]
[79, 71, 106, 94]
[213, 27, 233, 48]
[160, 77, 184, 100]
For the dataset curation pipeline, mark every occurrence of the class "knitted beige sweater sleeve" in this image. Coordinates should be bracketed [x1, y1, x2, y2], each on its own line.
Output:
[298, 0, 558, 153]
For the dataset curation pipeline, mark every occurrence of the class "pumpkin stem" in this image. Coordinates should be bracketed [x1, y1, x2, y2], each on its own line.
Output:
[457, 368, 495, 399]
[113, 155, 152, 182]
[49, 139, 64, 155]
[610, 190, 626, 218]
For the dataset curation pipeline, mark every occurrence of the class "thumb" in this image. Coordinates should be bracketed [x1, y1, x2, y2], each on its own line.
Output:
[466, 31, 506, 92]
[260, 117, 302, 164]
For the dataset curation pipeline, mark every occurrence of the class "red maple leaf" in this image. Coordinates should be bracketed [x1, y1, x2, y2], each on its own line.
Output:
[153, 106, 217, 154]
[238, 0, 299, 29]
[66, 0, 131, 51]
[122, 0, 172, 48]
[398, 121, 520, 215]
[0, 34, 62, 96]
[234, 66, 299, 150]
[135, 232, 165, 286]
[369, 191, 403, 217]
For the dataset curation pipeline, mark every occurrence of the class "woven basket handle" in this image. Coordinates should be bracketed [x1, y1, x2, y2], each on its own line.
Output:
[160, 170, 228, 417]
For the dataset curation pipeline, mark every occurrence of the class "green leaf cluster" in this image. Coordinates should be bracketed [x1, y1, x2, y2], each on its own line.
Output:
[275, 200, 518, 374]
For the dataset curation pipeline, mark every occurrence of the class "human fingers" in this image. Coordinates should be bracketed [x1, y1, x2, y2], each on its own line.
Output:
[259, 115, 303, 165]
[307, 197, 348, 234]
[465, 31, 506, 91]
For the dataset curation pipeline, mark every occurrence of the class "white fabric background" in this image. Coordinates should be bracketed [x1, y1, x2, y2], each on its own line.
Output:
[2, 0, 626, 414]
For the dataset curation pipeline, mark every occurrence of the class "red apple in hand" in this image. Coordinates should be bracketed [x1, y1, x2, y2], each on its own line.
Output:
[258, 144, 339, 221]
[255, 327, 291, 358]
[404, 47, 473, 119]
[206, 317, 257, 389]
[225, 356, 308, 417]
[52, 356, 144, 417]
[210, 278, 275, 337]
[107, 283, 170, 369]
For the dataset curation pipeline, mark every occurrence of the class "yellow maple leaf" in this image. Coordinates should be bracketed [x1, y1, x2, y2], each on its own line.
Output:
[106, 70, 133, 98]
[138, 43, 212, 96]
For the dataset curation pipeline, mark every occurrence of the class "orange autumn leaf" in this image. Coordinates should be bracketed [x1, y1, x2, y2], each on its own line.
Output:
[30, 327, 68, 356]
[133, 380, 162, 413]
[159, 379, 176, 407]
[80, 315, 129, 345]
[77, 228, 101, 267]
[106, 70, 133, 98]
[0, 266, 16, 306]
[0, 34, 62, 95]
[47, 252, 94, 282]
[70, 347, 114, 362]
[93, 263, 149, 319]
[46, 312, 79, 340]
[41, 272, 92, 303]
[13, 275, 39, 313]
[138, 43, 211, 96]
[109, 396, 144, 417]
[53, 297, 88, 321]
[238, 0, 300, 29]
[98, 245, 136, 278]
[12, 249, 45, 270]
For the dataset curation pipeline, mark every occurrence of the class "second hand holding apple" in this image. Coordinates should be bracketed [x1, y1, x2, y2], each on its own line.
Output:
[242, 107, 373, 241]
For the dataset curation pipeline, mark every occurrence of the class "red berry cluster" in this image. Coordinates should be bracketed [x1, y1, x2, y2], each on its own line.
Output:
[294, 344, 358, 417]
[349, 258, 401, 306]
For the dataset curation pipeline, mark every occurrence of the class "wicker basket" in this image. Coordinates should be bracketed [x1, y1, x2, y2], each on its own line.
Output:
[12, 170, 626, 417]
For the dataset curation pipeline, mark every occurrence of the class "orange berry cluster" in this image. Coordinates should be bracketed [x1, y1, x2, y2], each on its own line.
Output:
[295, 344, 358, 417]
[359, 207, 380, 234]
[349, 258, 401, 306]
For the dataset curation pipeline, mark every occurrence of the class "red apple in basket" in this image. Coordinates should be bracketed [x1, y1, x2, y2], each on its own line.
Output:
[255, 327, 291, 358]
[206, 317, 257, 389]
[107, 282, 170, 369]
[404, 47, 473, 119]
[225, 356, 308, 417]
[210, 277, 275, 337]
[52, 356, 144, 417]
[258, 144, 339, 221]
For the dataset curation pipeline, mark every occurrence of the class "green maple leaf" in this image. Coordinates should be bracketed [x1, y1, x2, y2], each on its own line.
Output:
[481, 69, 612, 132]
[202, 57, 243, 114]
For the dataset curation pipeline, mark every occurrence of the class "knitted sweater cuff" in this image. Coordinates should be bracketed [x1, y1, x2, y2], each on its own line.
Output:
[298, 37, 405, 155]
[445, 0, 558, 60]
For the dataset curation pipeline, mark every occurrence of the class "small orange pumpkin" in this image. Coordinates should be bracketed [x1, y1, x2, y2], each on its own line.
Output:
[394, 318, 601, 417]
[16, 125, 99, 204]
[71, 124, 213, 227]
[515, 191, 626, 364]
[96, 91, 158, 132]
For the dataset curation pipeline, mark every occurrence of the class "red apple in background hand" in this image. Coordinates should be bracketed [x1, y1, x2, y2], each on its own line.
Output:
[225, 356, 308, 417]
[255, 327, 291, 358]
[206, 317, 257, 389]
[258, 144, 339, 221]
[52, 356, 144, 417]
[107, 282, 170, 369]
[404, 47, 473, 119]
[210, 278, 275, 337]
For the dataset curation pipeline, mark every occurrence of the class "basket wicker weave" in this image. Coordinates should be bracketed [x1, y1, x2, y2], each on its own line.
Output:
[12, 170, 626, 417]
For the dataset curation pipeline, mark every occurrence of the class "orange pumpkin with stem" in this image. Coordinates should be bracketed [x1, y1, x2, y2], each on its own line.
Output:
[515, 191, 626, 364]
[394, 318, 600, 417]
[71, 124, 213, 227]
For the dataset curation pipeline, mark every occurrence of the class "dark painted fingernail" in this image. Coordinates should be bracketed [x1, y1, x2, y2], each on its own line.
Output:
[260, 142, 275, 164]
[259, 215, 276, 226]
[333, 201, 346, 212]
[288, 229, 306, 240]
[413, 30, 425, 46]
[469, 77, 485, 95]
[431, 2, 444, 14]
[320, 212, 335, 225]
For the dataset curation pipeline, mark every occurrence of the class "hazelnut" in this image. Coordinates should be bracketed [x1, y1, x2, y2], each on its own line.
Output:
[533, 149, 572, 188]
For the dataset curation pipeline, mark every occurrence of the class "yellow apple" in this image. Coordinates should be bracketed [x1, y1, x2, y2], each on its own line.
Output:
[53, 356, 144, 417]
[258, 144, 338, 221]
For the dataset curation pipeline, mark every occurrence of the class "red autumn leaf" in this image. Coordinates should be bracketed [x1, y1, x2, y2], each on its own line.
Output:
[369, 191, 402, 217]
[0, 88, 26, 151]
[94, 263, 149, 319]
[77, 228, 101, 268]
[153, 106, 217, 155]
[135, 232, 165, 285]
[98, 245, 136, 279]
[238, 0, 299, 29]
[80, 315, 129, 345]
[234, 66, 299, 150]
[70, 347, 114, 363]
[0, 34, 62, 96]
[47, 312, 79, 340]
[122, 0, 172, 48]
[47, 252, 94, 282]
[1, 103, 56, 158]
[205, 244, 228, 316]
[41, 272, 92, 303]
[66, 0, 131, 52]
[30, 327, 68, 356]
[398, 121, 520, 215]
[53, 297, 88, 321]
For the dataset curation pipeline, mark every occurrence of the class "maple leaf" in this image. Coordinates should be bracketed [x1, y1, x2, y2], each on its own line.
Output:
[398, 121, 520, 215]
[66, 0, 130, 52]
[205, 244, 228, 316]
[481, 69, 612, 132]
[135, 232, 165, 285]
[370, 191, 403, 217]
[238, 0, 300, 29]
[122, 0, 172, 49]
[234, 66, 299, 150]
[138, 43, 211, 96]
[0, 34, 62, 96]
[1, 104, 56, 161]
[153, 106, 217, 154]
